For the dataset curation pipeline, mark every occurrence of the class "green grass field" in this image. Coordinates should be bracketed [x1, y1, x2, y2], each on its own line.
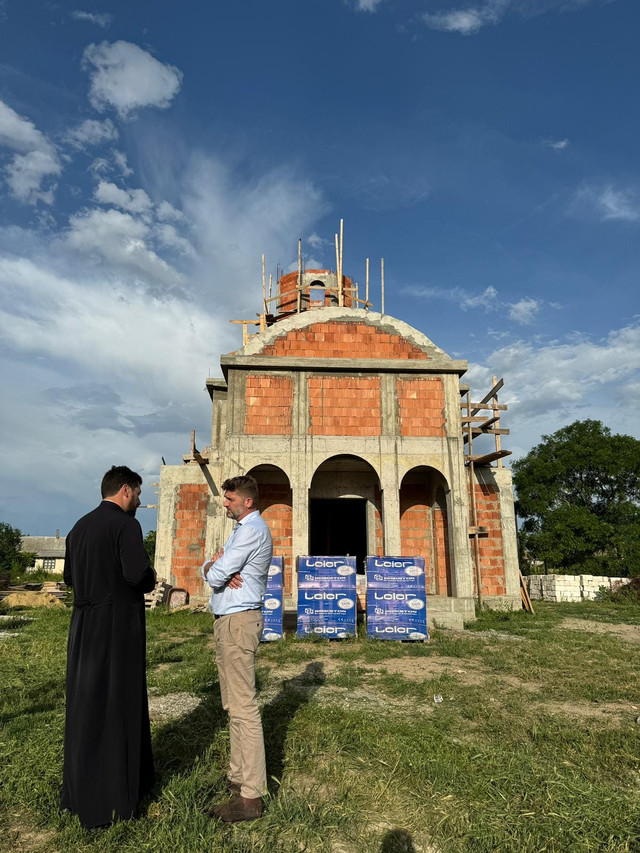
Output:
[1, 600, 639, 853]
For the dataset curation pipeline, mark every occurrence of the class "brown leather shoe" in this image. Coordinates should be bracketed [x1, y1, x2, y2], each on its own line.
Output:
[227, 780, 241, 795]
[213, 795, 263, 822]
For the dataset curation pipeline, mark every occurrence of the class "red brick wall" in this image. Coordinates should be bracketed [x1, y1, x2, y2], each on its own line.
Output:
[471, 483, 506, 596]
[308, 376, 381, 436]
[433, 505, 451, 596]
[260, 321, 429, 359]
[399, 484, 435, 594]
[244, 374, 293, 435]
[258, 485, 293, 595]
[171, 484, 208, 596]
[397, 377, 445, 437]
[278, 270, 355, 312]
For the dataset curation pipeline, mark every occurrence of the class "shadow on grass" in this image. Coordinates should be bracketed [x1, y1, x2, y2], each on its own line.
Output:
[262, 661, 326, 796]
[380, 828, 416, 852]
[151, 694, 226, 782]
[1, 677, 65, 724]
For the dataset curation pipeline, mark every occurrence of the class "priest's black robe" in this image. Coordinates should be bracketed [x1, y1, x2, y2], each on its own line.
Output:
[61, 500, 156, 828]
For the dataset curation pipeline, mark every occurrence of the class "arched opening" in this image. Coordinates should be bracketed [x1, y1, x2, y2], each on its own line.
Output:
[308, 280, 326, 307]
[400, 466, 452, 596]
[309, 455, 382, 573]
[246, 464, 293, 594]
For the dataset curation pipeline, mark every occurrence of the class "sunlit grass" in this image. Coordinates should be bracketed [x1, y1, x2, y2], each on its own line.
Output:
[1, 600, 638, 852]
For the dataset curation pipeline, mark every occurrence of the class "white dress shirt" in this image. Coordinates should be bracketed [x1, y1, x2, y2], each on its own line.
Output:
[201, 510, 273, 616]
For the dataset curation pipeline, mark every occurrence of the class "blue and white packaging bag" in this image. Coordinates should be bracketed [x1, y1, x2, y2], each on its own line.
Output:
[366, 556, 428, 640]
[261, 556, 284, 641]
[297, 556, 357, 638]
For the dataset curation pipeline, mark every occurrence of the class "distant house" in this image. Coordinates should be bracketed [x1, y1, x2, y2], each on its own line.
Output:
[21, 531, 66, 573]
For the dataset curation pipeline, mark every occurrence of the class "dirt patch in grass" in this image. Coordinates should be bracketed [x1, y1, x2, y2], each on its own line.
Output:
[536, 699, 639, 724]
[3, 816, 56, 853]
[262, 658, 340, 682]
[559, 618, 640, 644]
[379, 655, 487, 686]
[148, 691, 202, 721]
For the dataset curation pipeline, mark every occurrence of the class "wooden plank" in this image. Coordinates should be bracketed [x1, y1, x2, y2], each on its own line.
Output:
[461, 415, 500, 424]
[520, 570, 535, 614]
[471, 378, 504, 416]
[460, 403, 508, 412]
[463, 428, 510, 445]
[465, 450, 512, 465]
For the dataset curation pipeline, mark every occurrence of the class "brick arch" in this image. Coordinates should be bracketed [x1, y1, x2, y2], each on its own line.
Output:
[400, 466, 452, 596]
[309, 453, 382, 490]
[259, 319, 430, 360]
[310, 455, 384, 563]
[246, 464, 293, 595]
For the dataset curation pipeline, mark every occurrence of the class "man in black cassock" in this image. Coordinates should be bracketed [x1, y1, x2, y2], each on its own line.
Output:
[61, 465, 156, 829]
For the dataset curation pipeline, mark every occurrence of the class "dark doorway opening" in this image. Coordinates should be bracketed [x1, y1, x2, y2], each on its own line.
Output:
[309, 498, 367, 573]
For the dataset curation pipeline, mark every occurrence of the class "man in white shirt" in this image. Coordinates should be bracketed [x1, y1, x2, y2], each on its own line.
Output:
[201, 474, 273, 822]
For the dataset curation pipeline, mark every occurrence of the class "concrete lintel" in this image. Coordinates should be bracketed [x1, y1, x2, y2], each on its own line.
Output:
[206, 377, 227, 400]
[220, 354, 468, 376]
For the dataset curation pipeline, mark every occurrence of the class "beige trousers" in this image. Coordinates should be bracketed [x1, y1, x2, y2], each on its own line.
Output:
[214, 609, 266, 799]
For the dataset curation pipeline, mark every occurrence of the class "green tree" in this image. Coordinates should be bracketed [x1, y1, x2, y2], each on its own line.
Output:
[513, 420, 640, 577]
[0, 522, 36, 581]
[144, 530, 156, 569]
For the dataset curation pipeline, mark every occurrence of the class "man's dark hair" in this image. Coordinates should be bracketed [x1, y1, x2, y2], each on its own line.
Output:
[222, 475, 259, 504]
[101, 465, 143, 498]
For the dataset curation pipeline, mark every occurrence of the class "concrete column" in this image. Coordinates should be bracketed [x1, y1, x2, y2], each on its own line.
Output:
[444, 437, 474, 598]
[380, 461, 401, 555]
[494, 467, 520, 598]
[380, 373, 397, 435]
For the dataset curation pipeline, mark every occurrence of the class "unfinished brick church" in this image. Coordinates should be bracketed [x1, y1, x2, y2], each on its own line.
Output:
[156, 233, 520, 627]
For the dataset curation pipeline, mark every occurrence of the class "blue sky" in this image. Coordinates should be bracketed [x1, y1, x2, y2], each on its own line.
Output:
[0, 0, 638, 536]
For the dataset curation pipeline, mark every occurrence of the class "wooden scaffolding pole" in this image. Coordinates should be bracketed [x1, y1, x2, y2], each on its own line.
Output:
[335, 233, 342, 306]
[465, 389, 484, 609]
[365, 257, 370, 309]
[296, 238, 302, 313]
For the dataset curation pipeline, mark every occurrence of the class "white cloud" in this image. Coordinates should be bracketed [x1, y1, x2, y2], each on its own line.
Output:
[421, 0, 618, 36]
[596, 186, 639, 221]
[0, 100, 61, 204]
[112, 149, 133, 176]
[541, 138, 569, 150]
[402, 283, 545, 325]
[66, 118, 118, 149]
[65, 207, 184, 287]
[157, 200, 185, 221]
[467, 321, 640, 459]
[0, 255, 217, 393]
[353, 0, 386, 11]
[94, 180, 152, 214]
[71, 10, 113, 28]
[307, 232, 331, 250]
[571, 183, 640, 222]
[6, 149, 62, 205]
[422, 1, 508, 34]
[154, 223, 196, 257]
[508, 297, 540, 325]
[83, 41, 183, 118]
[0, 145, 326, 534]
[461, 285, 499, 311]
[0, 100, 50, 153]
